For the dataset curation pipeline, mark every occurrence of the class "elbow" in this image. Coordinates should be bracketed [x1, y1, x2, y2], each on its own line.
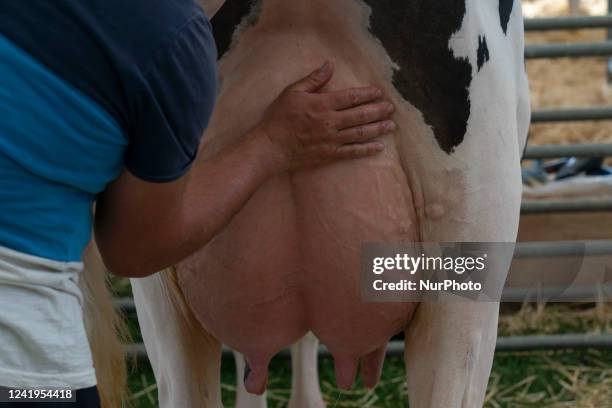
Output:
[95, 238, 161, 278]
[105, 259, 157, 279]
[93, 215, 188, 278]
[99, 251, 158, 279]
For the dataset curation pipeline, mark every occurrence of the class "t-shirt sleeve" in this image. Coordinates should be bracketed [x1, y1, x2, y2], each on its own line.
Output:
[125, 12, 218, 182]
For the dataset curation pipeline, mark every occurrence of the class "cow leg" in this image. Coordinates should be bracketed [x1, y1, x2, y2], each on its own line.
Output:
[131, 271, 223, 408]
[404, 301, 499, 408]
[234, 350, 268, 408]
[288, 332, 325, 408]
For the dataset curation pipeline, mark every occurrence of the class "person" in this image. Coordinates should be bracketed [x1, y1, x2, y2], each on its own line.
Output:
[0, 0, 395, 406]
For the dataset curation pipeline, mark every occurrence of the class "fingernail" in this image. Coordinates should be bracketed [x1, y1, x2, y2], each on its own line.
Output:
[386, 103, 395, 113]
[385, 121, 397, 131]
[375, 88, 383, 98]
[319, 61, 331, 73]
[376, 142, 386, 151]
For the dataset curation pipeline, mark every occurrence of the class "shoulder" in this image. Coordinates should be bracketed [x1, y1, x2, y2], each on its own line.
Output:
[69, 0, 210, 69]
[0, 0, 211, 75]
[0, 0, 218, 182]
[0, 0, 214, 120]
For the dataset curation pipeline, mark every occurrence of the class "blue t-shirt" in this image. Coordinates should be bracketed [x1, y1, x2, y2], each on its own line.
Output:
[0, 0, 218, 261]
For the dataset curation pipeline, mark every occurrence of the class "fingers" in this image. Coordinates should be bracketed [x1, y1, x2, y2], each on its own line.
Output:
[289, 61, 335, 93]
[334, 141, 386, 160]
[336, 102, 395, 130]
[325, 86, 383, 110]
[336, 120, 396, 144]
[329, 119, 395, 160]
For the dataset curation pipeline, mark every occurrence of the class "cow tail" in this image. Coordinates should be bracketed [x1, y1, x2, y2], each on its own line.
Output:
[81, 243, 130, 408]
[159, 266, 199, 328]
[155, 267, 224, 405]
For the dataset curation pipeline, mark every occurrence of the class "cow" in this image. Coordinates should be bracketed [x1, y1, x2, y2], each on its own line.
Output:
[85, 0, 530, 407]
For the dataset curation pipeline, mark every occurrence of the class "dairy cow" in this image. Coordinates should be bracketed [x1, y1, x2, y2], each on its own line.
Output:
[129, 0, 530, 406]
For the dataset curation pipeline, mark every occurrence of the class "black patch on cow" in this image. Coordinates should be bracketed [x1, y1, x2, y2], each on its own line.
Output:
[362, 0, 472, 154]
[477, 35, 490, 71]
[211, 0, 259, 58]
[499, 0, 514, 34]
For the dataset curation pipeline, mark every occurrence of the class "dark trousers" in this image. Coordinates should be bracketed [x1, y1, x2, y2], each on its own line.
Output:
[0, 387, 100, 408]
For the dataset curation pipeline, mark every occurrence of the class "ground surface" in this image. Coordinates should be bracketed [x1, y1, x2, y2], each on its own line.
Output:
[122, 1, 612, 406]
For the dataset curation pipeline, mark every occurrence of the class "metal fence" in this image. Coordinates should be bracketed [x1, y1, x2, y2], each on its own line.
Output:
[122, 14, 612, 361]
[502, 13, 612, 355]
[125, 334, 612, 361]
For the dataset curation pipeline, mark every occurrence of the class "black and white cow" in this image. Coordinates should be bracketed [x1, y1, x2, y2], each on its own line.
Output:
[128, 1, 530, 407]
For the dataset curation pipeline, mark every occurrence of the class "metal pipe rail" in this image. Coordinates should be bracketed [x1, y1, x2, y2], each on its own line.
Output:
[502, 285, 612, 302]
[521, 199, 612, 213]
[532, 106, 612, 123]
[523, 143, 612, 158]
[495, 334, 612, 351]
[514, 240, 612, 258]
[125, 334, 612, 361]
[525, 15, 612, 31]
[115, 297, 136, 313]
[525, 41, 612, 59]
